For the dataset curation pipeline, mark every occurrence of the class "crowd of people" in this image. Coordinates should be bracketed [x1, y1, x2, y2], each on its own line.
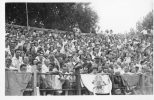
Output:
[5, 24, 153, 95]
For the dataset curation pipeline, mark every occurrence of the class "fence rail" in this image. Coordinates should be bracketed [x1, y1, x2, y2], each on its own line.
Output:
[5, 69, 153, 96]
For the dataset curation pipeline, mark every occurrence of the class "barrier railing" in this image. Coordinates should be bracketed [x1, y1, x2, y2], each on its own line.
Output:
[5, 69, 153, 96]
[36, 67, 82, 95]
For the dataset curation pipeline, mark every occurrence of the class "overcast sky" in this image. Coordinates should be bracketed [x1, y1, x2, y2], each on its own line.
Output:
[90, 0, 153, 33]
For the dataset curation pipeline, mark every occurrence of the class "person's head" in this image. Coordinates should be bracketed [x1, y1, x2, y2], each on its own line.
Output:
[44, 59, 50, 67]
[20, 51, 25, 57]
[38, 52, 44, 58]
[35, 42, 38, 47]
[83, 66, 88, 73]
[135, 66, 139, 72]
[114, 63, 120, 69]
[23, 56, 29, 64]
[124, 67, 129, 73]
[48, 63, 55, 71]
[62, 66, 68, 73]
[86, 54, 92, 61]
[130, 67, 136, 73]
[49, 55, 55, 63]
[33, 59, 38, 65]
[36, 61, 42, 71]
[140, 60, 145, 65]
[5, 58, 12, 68]
[20, 35, 25, 41]
[79, 54, 84, 60]
[98, 66, 103, 72]
[92, 66, 98, 74]
[15, 49, 21, 58]
[57, 56, 63, 63]
[103, 67, 109, 73]
[94, 57, 100, 64]
[44, 53, 49, 58]
[20, 64, 27, 72]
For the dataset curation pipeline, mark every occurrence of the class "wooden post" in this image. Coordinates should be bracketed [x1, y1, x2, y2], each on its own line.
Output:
[141, 74, 145, 95]
[65, 90, 68, 95]
[25, 3, 29, 33]
[43, 91, 46, 96]
[75, 67, 81, 95]
[33, 71, 37, 95]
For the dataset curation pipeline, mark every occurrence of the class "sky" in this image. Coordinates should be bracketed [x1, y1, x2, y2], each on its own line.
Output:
[90, 0, 153, 34]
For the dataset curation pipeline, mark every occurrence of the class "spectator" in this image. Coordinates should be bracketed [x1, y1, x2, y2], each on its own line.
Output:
[12, 48, 23, 72]
[23, 56, 32, 73]
[5, 24, 153, 95]
[20, 64, 27, 72]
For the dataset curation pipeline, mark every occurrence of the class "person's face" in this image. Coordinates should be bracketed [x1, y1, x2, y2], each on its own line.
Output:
[80, 55, 84, 60]
[35, 42, 38, 46]
[84, 67, 88, 72]
[98, 66, 102, 72]
[49, 64, 54, 70]
[21, 51, 25, 57]
[20, 65, 27, 72]
[50, 46, 54, 51]
[124, 68, 129, 73]
[31, 43, 34, 47]
[39, 53, 43, 58]
[11, 42, 15, 48]
[23, 57, 29, 64]
[6, 59, 11, 67]
[58, 57, 63, 62]
[16, 50, 21, 57]
[95, 59, 100, 64]
[135, 67, 139, 72]
[33, 60, 38, 65]
[93, 69, 97, 74]
[62, 68, 67, 73]
[103, 68, 108, 73]
[37, 63, 42, 70]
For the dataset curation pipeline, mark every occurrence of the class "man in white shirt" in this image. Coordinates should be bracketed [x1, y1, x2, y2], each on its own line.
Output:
[35, 52, 45, 65]
[42, 59, 50, 73]
[23, 56, 32, 73]
[113, 63, 125, 75]
[12, 49, 23, 72]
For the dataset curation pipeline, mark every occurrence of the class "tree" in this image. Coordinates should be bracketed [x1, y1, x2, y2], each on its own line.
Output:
[136, 21, 143, 32]
[136, 10, 153, 32]
[5, 3, 99, 33]
[142, 11, 153, 30]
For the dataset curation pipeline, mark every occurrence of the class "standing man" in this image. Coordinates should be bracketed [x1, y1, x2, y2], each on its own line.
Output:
[12, 48, 23, 72]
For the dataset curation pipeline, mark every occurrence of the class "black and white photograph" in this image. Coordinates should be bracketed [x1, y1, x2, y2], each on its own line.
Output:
[4, 0, 153, 96]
